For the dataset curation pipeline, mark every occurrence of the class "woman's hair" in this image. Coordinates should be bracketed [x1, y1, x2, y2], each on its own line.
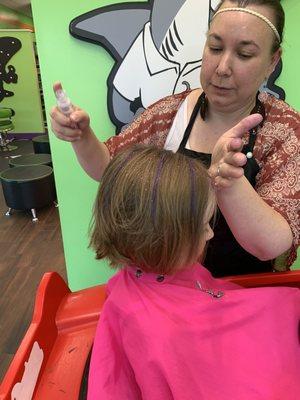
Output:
[215, 0, 285, 52]
[89, 145, 215, 275]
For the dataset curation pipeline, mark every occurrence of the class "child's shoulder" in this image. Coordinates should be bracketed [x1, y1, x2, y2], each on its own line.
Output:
[106, 268, 140, 307]
[103, 268, 152, 330]
[106, 269, 123, 295]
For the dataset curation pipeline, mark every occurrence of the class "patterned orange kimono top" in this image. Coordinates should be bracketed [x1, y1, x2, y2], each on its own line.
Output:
[105, 90, 299, 270]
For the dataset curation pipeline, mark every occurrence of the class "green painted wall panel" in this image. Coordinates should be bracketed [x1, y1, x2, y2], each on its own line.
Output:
[277, 0, 300, 112]
[30, 0, 139, 290]
[279, 0, 300, 270]
[30, 0, 299, 290]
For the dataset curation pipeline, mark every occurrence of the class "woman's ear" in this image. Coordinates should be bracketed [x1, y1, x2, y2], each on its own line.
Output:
[268, 47, 282, 76]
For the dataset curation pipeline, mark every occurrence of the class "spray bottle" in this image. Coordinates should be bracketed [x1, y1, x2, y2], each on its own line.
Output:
[54, 86, 74, 115]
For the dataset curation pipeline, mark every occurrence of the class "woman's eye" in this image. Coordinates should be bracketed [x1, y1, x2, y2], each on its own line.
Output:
[238, 53, 253, 59]
[209, 47, 222, 53]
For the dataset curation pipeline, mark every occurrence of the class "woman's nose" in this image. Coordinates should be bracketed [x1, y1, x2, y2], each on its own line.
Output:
[216, 53, 232, 77]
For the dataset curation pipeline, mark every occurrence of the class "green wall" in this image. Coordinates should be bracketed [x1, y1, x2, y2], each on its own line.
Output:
[31, 0, 299, 290]
[279, 0, 300, 270]
[0, 29, 45, 134]
[277, 0, 300, 111]
[31, 0, 135, 290]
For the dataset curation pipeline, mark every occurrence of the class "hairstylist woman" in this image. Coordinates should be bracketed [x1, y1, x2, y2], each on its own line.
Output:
[50, 0, 299, 277]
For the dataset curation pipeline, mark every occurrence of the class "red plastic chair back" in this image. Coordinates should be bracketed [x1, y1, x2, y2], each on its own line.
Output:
[0, 272, 106, 400]
[1, 269, 299, 399]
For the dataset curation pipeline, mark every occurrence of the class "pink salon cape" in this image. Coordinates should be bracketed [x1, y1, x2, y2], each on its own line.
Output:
[88, 264, 300, 399]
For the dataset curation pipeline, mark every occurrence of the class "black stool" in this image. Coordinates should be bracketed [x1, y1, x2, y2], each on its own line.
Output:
[32, 135, 51, 154]
[0, 165, 56, 222]
[9, 153, 52, 168]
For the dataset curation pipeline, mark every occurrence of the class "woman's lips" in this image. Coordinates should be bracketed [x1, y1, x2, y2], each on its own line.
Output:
[211, 84, 232, 90]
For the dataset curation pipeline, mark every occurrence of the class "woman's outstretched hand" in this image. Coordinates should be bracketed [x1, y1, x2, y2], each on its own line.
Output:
[209, 113, 263, 189]
[50, 82, 91, 142]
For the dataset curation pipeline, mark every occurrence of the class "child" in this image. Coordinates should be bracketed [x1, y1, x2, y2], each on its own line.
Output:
[88, 145, 300, 400]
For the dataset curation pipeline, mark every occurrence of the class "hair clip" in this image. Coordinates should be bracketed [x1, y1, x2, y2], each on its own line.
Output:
[135, 269, 143, 278]
[156, 274, 165, 282]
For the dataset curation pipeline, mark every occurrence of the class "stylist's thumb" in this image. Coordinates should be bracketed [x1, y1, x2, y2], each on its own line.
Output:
[226, 113, 263, 139]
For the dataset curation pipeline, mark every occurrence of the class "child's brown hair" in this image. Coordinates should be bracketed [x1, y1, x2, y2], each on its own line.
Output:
[89, 145, 215, 275]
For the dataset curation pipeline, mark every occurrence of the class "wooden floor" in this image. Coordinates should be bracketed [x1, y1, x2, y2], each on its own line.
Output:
[0, 140, 67, 381]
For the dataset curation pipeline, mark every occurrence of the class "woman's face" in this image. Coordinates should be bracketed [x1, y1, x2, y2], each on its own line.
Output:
[200, 2, 281, 113]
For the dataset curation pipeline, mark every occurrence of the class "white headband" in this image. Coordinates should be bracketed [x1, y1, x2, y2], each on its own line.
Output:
[213, 7, 281, 43]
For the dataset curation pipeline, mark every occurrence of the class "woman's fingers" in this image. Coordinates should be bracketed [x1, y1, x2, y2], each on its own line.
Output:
[70, 110, 90, 130]
[213, 176, 233, 189]
[50, 118, 82, 140]
[210, 114, 261, 189]
[224, 150, 247, 167]
[209, 150, 247, 189]
[224, 113, 263, 140]
[55, 132, 82, 142]
[227, 137, 243, 152]
[217, 162, 244, 179]
[50, 106, 73, 128]
[50, 105, 90, 142]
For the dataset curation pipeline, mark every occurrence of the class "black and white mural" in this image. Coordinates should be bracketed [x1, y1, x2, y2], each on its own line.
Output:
[0, 37, 21, 103]
[70, 0, 284, 132]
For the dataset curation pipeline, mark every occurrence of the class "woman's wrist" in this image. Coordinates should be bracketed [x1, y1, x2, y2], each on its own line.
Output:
[214, 174, 246, 195]
[71, 126, 94, 147]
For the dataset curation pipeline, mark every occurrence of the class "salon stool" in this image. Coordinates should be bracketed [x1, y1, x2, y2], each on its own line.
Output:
[0, 165, 56, 222]
[32, 135, 51, 154]
[9, 153, 52, 168]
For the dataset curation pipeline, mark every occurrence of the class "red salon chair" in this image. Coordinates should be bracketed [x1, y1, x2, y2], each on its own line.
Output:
[0, 272, 106, 400]
[1, 269, 300, 400]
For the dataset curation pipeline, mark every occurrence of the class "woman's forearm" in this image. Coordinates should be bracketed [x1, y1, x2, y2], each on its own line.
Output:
[216, 177, 293, 261]
[71, 127, 111, 182]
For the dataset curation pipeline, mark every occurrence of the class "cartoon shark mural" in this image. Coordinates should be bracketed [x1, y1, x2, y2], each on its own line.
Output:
[70, 0, 285, 132]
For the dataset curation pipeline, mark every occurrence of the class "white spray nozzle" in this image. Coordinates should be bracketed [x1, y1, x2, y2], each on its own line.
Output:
[55, 88, 73, 115]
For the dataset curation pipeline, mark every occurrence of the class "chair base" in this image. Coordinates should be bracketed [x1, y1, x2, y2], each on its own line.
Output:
[4, 204, 59, 222]
[5, 207, 38, 222]
[0, 144, 18, 152]
[0, 132, 17, 152]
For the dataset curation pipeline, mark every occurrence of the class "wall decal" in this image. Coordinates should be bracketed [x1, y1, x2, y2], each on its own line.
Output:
[70, 1, 285, 132]
[0, 36, 22, 102]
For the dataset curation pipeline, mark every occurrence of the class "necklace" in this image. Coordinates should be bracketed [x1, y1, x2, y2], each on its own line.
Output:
[196, 280, 224, 299]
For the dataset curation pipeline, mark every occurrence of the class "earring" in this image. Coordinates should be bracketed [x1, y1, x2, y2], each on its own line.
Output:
[199, 91, 208, 121]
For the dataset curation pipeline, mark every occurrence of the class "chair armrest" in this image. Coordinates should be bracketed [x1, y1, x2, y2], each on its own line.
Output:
[225, 270, 300, 288]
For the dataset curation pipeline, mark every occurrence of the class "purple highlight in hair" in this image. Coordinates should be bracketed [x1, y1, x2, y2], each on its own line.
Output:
[151, 153, 166, 222]
[187, 159, 196, 216]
